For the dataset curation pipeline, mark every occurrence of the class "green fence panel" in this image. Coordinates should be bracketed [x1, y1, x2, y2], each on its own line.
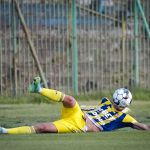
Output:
[0, 0, 150, 96]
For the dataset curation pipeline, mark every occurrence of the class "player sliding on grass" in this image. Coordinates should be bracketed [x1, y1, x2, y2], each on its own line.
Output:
[0, 77, 150, 134]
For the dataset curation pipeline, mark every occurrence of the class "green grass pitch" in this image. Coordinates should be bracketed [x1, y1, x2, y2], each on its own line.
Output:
[0, 101, 150, 150]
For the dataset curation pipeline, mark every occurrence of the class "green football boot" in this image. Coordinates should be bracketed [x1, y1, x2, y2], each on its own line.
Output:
[28, 76, 41, 93]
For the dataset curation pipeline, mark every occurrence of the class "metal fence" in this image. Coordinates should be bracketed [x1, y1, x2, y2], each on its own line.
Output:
[0, 0, 150, 96]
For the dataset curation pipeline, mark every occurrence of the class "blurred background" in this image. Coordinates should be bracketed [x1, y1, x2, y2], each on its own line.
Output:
[0, 0, 150, 97]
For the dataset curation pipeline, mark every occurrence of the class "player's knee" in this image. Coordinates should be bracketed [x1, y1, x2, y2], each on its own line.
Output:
[34, 124, 47, 133]
[63, 95, 76, 108]
[34, 123, 55, 133]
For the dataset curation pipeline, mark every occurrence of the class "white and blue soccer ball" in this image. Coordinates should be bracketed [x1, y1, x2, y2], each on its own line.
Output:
[113, 88, 132, 108]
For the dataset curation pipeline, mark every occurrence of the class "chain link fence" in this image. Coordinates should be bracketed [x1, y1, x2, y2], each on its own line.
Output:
[0, 0, 150, 96]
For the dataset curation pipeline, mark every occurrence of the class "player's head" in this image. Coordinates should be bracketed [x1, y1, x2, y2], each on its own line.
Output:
[112, 88, 132, 110]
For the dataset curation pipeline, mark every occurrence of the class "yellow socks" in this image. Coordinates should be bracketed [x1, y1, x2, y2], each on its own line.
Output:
[39, 88, 65, 102]
[7, 126, 35, 134]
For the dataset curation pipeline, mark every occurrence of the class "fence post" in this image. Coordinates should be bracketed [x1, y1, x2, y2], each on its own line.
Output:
[134, 0, 139, 87]
[71, 0, 78, 94]
[11, 0, 17, 96]
[136, 0, 150, 39]
[0, 40, 2, 94]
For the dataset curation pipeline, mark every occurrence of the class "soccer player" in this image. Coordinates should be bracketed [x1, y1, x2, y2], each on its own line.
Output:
[0, 77, 150, 134]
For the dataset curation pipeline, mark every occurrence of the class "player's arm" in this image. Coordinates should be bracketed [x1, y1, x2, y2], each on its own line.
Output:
[132, 122, 150, 130]
[123, 114, 150, 130]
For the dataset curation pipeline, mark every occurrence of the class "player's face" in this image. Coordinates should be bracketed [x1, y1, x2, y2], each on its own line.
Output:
[113, 103, 125, 111]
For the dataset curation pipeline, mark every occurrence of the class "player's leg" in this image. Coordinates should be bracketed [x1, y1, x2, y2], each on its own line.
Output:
[0, 78, 76, 135]
[0, 122, 58, 134]
[29, 77, 76, 108]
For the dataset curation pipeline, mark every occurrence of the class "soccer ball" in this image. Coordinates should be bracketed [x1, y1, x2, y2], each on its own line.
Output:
[113, 88, 132, 108]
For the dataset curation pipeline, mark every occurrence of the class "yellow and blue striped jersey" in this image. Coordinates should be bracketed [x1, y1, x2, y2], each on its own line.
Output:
[85, 98, 137, 131]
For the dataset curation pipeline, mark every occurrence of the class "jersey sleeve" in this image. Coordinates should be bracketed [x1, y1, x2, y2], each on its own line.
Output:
[122, 114, 138, 123]
[118, 114, 138, 128]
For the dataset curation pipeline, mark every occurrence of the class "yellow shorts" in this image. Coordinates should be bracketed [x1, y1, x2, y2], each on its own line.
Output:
[53, 102, 86, 133]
